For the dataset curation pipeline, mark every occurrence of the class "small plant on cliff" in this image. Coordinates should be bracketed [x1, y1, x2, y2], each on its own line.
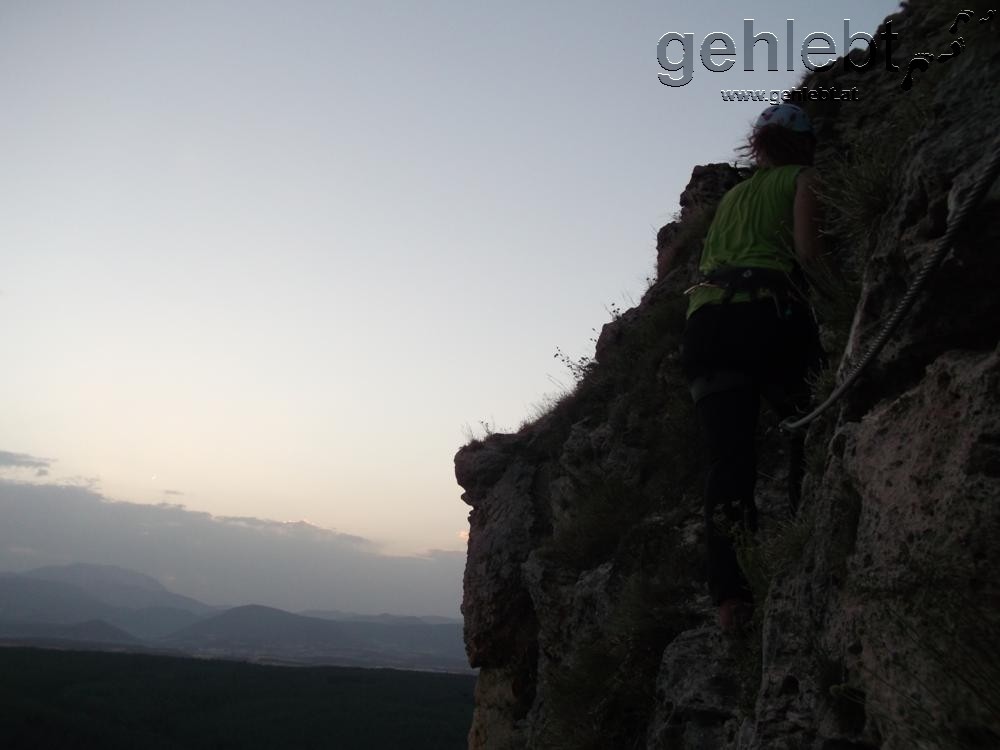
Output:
[538, 641, 622, 750]
[552, 300, 629, 386]
[820, 138, 899, 262]
[804, 83, 928, 408]
[539, 639, 654, 750]
[729, 511, 816, 714]
[853, 588, 1000, 749]
[553, 345, 596, 384]
[734, 509, 815, 605]
[460, 417, 503, 445]
[817, 77, 932, 268]
[543, 477, 653, 570]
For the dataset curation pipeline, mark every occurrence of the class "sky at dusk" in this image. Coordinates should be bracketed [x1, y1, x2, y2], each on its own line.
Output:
[1, 1, 901, 610]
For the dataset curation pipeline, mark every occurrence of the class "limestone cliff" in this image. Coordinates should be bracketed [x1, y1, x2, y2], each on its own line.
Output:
[456, 2, 1000, 747]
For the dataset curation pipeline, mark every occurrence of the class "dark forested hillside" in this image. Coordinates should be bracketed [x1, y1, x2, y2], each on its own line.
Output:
[0, 647, 474, 750]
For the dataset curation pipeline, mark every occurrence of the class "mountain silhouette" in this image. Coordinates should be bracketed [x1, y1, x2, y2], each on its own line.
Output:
[0, 565, 469, 671]
[166, 605, 367, 650]
[300, 609, 462, 626]
[164, 604, 469, 671]
[0, 568, 212, 640]
[0, 575, 118, 625]
[0, 618, 138, 645]
[22, 563, 215, 613]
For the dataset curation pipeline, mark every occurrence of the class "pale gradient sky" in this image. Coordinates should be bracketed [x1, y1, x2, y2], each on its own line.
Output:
[1, 1, 900, 556]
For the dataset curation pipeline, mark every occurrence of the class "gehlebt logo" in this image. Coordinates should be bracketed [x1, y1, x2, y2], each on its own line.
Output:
[656, 8, 997, 96]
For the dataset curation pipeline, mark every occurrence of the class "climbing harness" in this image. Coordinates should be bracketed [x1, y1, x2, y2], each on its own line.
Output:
[780, 135, 1000, 432]
[685, 265, 805, 319]
[685, 266, 813, 404]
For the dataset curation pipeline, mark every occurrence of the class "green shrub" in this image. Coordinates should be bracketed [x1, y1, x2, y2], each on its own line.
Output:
[544, 477, 651, 570]
[858, 591, 1000, 750]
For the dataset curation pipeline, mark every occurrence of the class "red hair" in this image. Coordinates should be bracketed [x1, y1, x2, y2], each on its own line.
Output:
[745, 125, 816, 167]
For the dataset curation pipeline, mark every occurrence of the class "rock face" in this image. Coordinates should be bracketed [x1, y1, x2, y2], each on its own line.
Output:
[456, 2, 1000, 747]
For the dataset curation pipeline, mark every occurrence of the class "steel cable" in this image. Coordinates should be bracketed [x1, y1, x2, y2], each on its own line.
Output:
[780, 135, 1000, 432]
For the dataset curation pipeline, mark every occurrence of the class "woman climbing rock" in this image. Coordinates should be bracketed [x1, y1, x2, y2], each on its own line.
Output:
[681, 104, 835, 632]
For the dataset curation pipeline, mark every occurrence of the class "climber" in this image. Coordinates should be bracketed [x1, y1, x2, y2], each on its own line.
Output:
[680, 103, 834, 633]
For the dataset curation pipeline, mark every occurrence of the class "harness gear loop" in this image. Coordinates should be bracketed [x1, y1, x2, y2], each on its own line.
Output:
[687, 265, 804, 320]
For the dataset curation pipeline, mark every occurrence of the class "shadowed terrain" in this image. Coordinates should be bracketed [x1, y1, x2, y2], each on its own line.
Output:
[0, 647, 474, 750]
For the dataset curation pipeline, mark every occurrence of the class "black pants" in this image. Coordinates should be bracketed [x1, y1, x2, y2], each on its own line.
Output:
[682, 299, 822, 604]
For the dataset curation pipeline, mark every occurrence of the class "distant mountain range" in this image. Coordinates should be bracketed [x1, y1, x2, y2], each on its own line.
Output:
[23, 563, 216, 613]
[0, 564, 470, 673]
[0, 618, 137, 645]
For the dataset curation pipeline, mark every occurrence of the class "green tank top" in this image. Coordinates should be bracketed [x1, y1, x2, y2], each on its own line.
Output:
[686, 165, 805, 318]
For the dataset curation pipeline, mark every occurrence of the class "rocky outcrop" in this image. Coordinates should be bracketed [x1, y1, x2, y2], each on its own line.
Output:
[457, 1, 1000, 747]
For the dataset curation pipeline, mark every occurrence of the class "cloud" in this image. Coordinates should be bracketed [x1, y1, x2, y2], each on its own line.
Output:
[0, 451, 52, 470]
[0, 480, 463, 617]
[162, 489, 184, 496]
[59, 475, 102, 490]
